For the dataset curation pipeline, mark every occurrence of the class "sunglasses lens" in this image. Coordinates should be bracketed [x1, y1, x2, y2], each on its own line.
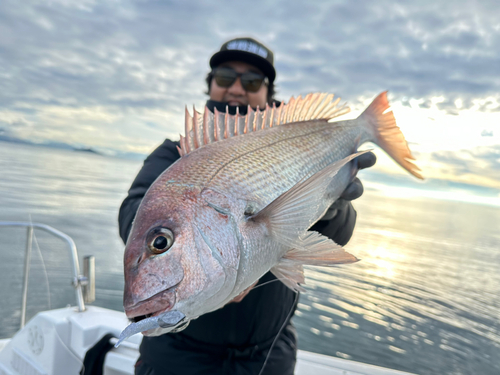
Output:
[213, 69, 237, 88]
[241, 73, 264, 92]
[213, 68, 266, 92]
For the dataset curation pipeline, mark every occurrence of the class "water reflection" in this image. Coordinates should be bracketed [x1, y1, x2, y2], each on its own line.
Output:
[1, 142, 499, 374]
[0, 142, 136, 337]
[294, 192, 500, 374]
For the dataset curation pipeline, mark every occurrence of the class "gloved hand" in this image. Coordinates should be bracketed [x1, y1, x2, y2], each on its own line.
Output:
[320, 151, 376, 220]
[311, 151, 376, 246]
[344, 150, 377, 197]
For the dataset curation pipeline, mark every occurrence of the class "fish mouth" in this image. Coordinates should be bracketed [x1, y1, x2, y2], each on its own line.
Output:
[125, 285, 178, 323]
[130, 306, 168, 324]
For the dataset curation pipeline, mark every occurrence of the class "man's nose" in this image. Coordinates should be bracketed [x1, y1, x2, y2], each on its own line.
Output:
[227, 77, 246, 95]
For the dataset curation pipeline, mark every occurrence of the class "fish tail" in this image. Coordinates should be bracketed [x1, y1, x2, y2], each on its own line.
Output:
[359, 92, 423, 179]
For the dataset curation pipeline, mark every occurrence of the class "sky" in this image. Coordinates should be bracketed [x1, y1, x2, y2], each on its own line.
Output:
[0, 0, 499, 203]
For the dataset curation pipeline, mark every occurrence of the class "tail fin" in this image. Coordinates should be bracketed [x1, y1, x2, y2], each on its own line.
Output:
[360, 92, 423, 179]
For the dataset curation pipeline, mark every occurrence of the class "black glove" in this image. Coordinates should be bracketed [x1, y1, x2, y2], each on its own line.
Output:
[312, 151, 376, 246]
[320, 151, 376, 220]
[342, 150, 376, 199]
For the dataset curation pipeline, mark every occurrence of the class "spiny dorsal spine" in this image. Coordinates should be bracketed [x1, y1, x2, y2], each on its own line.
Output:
[177, 93, 350, 156]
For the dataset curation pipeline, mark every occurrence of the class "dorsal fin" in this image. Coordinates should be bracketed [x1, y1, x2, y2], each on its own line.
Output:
[177, 93, 350, 156]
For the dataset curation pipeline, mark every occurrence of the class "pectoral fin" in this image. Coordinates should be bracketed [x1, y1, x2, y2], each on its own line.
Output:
[285, 231, 359, 265]
[249, 153, 365, 292]
[250, 150, 370, 247]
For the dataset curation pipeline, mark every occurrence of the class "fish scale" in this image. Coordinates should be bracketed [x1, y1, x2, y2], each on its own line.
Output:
[212, 122, 362, 201]
[163, 120, 362, 207]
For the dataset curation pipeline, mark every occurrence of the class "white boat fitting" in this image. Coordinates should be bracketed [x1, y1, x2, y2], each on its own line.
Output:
[0, 222, 416, 375]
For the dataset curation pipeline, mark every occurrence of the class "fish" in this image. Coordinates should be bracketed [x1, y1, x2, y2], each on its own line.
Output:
[119, 91, 422, 342]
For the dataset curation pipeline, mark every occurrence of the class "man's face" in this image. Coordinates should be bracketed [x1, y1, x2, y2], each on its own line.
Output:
[209, 61, 268, 109]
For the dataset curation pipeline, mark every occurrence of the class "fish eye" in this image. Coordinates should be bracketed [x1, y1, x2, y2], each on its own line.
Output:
[147, 227, 174, 254]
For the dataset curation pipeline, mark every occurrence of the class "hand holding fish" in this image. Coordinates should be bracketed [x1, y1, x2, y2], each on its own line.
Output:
[340, 151, 377, 200]
[320, 151, 377, 221]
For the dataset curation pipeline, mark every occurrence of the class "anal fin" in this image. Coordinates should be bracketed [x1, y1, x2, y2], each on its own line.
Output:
[272, 231, 358, 292]
[271, 262, 306, 292]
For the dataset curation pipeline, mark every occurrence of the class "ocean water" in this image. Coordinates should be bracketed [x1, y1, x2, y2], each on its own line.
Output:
[0, 141, 499, 375]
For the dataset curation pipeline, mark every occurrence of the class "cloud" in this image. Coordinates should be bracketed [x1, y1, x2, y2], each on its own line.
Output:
[0, 110, 33, 135]
[427, 145, 500, 188]
[272, 0, 500, 101]
[0, 0, 499, 159]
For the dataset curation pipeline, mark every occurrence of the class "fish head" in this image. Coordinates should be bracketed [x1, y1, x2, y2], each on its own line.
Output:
[123, 184, 241, 336]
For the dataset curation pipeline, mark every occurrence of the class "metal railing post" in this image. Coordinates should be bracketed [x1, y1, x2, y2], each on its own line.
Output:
[0, 222, 88, 325]
[20, 226, 34, 328]
[83, 256, 95, 304]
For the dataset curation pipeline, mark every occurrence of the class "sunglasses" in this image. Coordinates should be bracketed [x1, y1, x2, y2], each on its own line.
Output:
[212, 68, 268, 93]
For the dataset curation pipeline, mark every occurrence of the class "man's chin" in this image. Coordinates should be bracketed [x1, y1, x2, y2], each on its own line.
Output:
[227, 101, 246, 106]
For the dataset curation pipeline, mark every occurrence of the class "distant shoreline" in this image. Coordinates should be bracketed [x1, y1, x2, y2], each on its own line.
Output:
[73, 147, 101, 155]
[0, 137, 146, 160]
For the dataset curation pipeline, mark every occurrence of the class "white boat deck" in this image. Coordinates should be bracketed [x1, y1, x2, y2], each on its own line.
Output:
[0, 306, 415, 375]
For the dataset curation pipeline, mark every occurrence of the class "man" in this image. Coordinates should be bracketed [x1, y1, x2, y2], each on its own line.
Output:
[118, 37, 375, 375]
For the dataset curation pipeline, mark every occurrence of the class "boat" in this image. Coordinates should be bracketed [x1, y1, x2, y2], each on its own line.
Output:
[0, 222, 416, 375]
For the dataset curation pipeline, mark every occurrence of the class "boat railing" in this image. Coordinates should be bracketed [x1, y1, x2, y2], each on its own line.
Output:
[0, 221, 95, 329]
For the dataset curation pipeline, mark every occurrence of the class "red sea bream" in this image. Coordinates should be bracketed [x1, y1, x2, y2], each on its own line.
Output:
[116, 92, 422, 345]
